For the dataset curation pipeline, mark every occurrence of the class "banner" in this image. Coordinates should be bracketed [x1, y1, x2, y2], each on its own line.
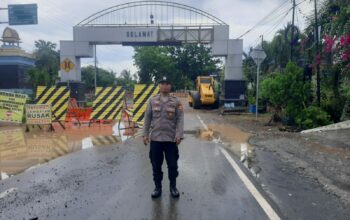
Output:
[0, 91, 27, 123]
[26, 104, 52, 125]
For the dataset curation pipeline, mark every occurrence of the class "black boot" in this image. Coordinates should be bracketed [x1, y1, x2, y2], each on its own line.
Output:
[151, 187, 162, 198]
[170, 186, 179, 198]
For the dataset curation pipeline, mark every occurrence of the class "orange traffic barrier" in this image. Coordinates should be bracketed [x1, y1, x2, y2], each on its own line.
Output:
[65, 98, 93, 123]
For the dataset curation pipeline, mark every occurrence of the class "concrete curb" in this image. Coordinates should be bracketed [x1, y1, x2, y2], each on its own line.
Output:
[301, 120, 350, 134]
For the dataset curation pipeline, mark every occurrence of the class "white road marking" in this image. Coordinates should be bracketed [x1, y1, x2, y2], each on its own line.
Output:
[197, 115, 281, 220]
[0, 188, 17, 199]
[220, 148, 281, 220]
[196, 115, 208, 130]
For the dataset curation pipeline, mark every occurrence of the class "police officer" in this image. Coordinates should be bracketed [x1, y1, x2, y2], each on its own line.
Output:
[143, 76, 184, 198]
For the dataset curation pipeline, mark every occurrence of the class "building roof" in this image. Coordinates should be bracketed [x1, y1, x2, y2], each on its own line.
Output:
[1, 27, 21, 43]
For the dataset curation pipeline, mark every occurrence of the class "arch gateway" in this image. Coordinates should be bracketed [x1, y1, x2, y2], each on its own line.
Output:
[59, 1, 245, 102]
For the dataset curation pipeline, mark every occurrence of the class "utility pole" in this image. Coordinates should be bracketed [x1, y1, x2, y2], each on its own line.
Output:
[94, 44, 97, 93]
[314, 0, 320, 106]
[256, 35, 264, 121]
[251, 35, 266, 121]
[291, 0, 296, 61]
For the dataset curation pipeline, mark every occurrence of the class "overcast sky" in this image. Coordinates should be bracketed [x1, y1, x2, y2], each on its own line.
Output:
[0, 0, 314, 76]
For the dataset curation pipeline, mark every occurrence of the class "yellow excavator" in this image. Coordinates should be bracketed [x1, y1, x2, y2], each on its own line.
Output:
[188, 76, 220, 109]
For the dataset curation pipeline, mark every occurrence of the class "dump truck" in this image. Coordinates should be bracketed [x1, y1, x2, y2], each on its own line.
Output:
[188, 76, 220, 109]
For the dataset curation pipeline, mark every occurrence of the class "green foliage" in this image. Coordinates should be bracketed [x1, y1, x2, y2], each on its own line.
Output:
[27, 68, 54, 89]
[341, 83, 350, 100]
[303, 1, 350, 122]
[319, 1, 350, 37]
[243, 52, 256, 84]
[133, 46, 179, 90]
[260, 62, 312, 120]
[81, 66, 117, 92]
[34, 40, 59, 76]
[86, 101, 93, 107]
[30, 40, 60, 87]
[116, 69, 137, 91]
[321, 80, 346, 122]
[263, 23, 304, 71]
[168, 44, 222, 82]
[244, 1, 350, 126]
[243, 23, 304, 87]
[133, 44, 222, 90]
[295, 106, 331, 129]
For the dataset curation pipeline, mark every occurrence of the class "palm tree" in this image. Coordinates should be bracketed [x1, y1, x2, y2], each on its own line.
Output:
[34, 40, 57, 51]
[264, 23, 303, 71]
[32, 40, 60, 86]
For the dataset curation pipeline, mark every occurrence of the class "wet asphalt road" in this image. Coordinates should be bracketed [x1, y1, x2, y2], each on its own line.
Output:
[0, 112, 275, 220]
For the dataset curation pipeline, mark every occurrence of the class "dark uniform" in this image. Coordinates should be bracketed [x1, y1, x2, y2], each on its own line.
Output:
[143, 92, 184, 197]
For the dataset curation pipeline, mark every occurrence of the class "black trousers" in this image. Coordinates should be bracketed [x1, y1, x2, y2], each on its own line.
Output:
[149, 141, 179, 188]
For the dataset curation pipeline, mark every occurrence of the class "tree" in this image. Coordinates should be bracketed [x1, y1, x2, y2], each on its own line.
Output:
[243, 51, 257, 104]
[34, 40, 57, 51]
[115, 69, 137, 90]
[133, 46, 182, 90]
[81, 65, 117, 92]
[133, 44, 222, 90]
[261, 23, 304, 73]
[244, 24, 305, 107]
[302, 0, 350, 121]
[168, 44, 222, 82]
[27, 68, 52, 90]
[28, 40, 60, 89]
[260, 62, 313, 125]
[32, 40, 60, 86]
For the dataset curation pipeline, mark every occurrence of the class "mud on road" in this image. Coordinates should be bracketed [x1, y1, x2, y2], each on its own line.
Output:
[188, 104, 350, 217]
[199, 108, 350, 203]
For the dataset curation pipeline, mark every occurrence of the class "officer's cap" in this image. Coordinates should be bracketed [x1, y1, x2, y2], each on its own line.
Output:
[158, 76, 171, 84]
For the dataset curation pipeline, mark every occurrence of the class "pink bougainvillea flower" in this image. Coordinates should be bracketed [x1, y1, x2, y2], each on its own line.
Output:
[323, 35, 335, 53]
[341, 34, 350, 46]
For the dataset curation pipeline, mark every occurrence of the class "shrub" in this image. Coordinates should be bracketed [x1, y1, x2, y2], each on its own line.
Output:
[260, 62, 311, 123]
[295, 106, 332, 129]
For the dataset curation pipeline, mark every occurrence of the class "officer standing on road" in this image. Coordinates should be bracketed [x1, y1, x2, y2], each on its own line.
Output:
[143, 76, 184, 198]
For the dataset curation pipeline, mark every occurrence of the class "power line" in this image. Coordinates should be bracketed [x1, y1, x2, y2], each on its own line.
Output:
[236, 0, 290, 39]
[237, 0, 307, 39]
[260, 3, 292, 26]
[244, 8, 292, 49]
[248, 6, 294, 49]
[246, 0, 309, 53]
[264, 8, 293, 39]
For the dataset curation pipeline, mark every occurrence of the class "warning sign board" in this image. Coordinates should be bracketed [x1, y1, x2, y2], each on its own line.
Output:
[0, 91, 27, 123]
[26, 104, 52, 125]
[60, 58, 75, 72]
[132, 84, 159, 123]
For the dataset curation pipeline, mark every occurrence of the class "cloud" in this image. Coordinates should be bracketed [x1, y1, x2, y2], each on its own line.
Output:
[1, 0, 314, 74]
[81, 46, 138, 76]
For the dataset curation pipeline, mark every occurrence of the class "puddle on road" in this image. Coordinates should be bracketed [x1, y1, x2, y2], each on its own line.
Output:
[0, 122, 137, 180]
[195, 124, 261, 178]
